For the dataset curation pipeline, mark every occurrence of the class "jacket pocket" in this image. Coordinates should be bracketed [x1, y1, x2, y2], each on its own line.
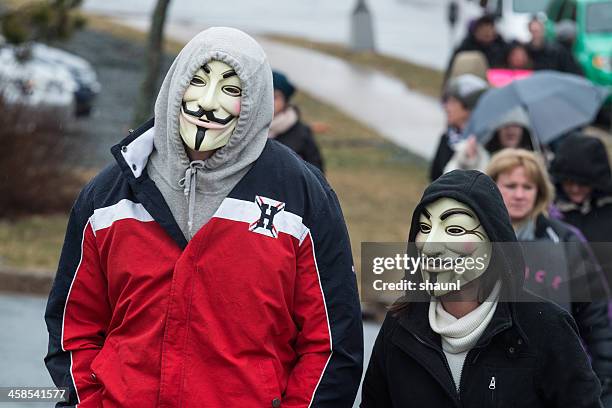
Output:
[257, 359, 282, 407]
[90, 340, 116, 382]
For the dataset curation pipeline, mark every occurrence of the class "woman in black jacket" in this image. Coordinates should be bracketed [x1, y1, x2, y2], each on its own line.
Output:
[361, 169, 602, 407]
[487, 148, 612, 404]
[551, 134, 612, 291]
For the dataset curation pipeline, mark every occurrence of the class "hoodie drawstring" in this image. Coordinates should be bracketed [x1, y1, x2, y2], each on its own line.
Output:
[178, 160, 205, 238]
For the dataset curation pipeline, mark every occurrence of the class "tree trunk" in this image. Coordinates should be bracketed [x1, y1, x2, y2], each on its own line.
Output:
[133, 0, 172, 126]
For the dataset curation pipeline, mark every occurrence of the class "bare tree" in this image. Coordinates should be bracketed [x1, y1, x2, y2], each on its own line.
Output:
[133, 0, 172, 125]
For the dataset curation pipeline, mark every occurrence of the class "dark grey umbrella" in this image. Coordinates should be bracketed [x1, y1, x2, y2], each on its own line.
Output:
[464, 71, 608, 145]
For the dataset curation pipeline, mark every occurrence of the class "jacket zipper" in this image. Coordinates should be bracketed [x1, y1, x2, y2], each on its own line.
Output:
[412, 333, 461, 401]
[489, 375, 496, 406]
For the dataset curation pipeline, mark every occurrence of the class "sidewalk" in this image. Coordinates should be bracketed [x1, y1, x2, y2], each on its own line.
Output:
[121, 19, 445, 159]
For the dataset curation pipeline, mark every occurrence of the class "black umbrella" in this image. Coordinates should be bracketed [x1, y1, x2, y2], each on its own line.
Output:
[464, 71, 608, 145]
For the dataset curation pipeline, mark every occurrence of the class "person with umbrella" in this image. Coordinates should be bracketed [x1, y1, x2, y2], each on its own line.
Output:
[444, 106, 534, 174]
[463, 71, 607, 152]
[551, 134, 612, 294]
[487, 148, 612, 405]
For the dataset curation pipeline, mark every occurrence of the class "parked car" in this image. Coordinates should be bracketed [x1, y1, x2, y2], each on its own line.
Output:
[29, 42, 100, 116]
[0, 45, 76, 126]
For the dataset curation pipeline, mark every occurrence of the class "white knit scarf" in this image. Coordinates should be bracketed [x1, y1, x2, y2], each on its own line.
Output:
[428, 280, 502, 389]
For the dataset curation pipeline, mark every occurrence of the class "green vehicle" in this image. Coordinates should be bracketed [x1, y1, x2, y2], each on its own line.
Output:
[545, 0, 612, 105]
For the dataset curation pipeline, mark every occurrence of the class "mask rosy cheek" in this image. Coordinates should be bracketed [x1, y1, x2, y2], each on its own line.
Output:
[234, 101, 241, 114]
[462, 242, 477, 254]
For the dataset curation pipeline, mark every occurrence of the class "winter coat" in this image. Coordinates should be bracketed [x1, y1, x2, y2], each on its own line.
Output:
[430, 132, 455, 181]
[527, 41, 583, 75]
[44, 120, 364, 407]
[521, 214, 612, 398]
[275, 121, 325, 173]
[430, 128, 473, 181]
[557, 196, 612, 287]
[551, 135, 612, 291]
[361, 170, 602, 408]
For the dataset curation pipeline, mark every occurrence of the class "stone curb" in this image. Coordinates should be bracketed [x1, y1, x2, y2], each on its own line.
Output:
[0, 267, 54, 295]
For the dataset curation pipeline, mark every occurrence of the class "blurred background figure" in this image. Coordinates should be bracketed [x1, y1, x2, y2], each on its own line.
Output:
[487, 148, 612, 405]
[444, 105, 534, 174]
[444, 14, 508, 84]
[270, 70, 324, 173]
[552, 134, 612, 291]
[430, 73, 488, 180]
[526, 17, 582, 75]
[506, 40, 532, 70]
[483, 107, 534, 152]
[446, 50, 489, 83]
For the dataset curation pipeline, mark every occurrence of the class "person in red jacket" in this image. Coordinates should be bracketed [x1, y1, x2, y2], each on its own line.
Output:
[44, 27, 363, 408]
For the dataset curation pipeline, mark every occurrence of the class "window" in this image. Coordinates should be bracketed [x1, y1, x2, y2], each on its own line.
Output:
[586, 2, 612, 33]
[513, 0, 551, 13]
[547, 0, 567, 22]
[560, 0, 577, 21]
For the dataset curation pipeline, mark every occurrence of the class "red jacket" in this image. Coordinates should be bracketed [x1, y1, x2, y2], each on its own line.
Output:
[44, 120, 363, 407]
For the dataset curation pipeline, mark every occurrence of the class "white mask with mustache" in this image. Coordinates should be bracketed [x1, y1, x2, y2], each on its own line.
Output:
[415, 197, 492, 297]
[179, 60, 242, 152]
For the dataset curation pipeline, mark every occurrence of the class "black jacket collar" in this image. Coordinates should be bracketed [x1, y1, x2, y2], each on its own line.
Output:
[110, 118, 188, 249]
[395, 300, 522, 353]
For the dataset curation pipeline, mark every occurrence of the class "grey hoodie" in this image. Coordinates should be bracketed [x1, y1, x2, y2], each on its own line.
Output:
[147, 27, 273, 240]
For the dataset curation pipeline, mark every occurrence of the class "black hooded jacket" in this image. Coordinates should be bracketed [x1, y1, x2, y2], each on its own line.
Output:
[524, 215, 612, 399]
[361, 170, 602, 408]
[527, 41, 583, 75]
[551, 135, 612, 289]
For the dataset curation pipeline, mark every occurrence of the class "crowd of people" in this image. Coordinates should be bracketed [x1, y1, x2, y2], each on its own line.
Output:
[445, 14, 581, 85]
[433, 14, 589, 183]
[392, 12, 612, 407]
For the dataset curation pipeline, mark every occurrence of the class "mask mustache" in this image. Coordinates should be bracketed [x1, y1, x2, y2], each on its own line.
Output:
[182, 101, 235, 125]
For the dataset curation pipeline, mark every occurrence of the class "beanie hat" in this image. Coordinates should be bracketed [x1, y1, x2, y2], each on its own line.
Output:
[444, 74, 489, 110]
[448, 51, 489, 83]
[272, 70, 296, 101]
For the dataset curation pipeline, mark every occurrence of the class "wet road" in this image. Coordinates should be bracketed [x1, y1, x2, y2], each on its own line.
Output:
[0, 293, 54, 408]
[0, 292, 380, 407]
[83, 0, 483, 70]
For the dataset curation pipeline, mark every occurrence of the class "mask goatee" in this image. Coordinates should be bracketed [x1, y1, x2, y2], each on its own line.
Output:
[195, 127, 207, 151]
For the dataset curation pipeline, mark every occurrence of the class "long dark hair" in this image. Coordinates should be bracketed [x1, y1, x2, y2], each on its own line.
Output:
[485, 128, 533, 154]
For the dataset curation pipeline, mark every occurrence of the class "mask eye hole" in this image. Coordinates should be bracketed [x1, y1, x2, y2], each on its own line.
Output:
[190, 77, 206, 86]
[222, 85, 242, 97]
[419, 223, 431, 234]
[445, 226, 466, 236]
